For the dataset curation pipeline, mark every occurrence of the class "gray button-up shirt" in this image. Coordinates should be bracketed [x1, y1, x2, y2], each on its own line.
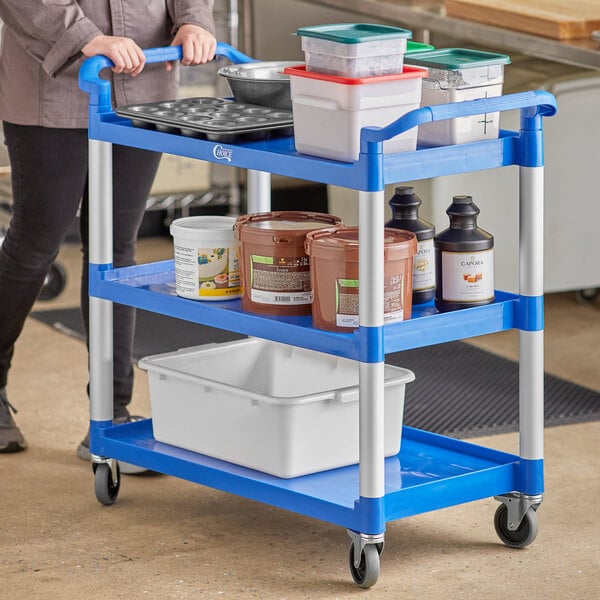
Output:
[0, 0, 215, 128]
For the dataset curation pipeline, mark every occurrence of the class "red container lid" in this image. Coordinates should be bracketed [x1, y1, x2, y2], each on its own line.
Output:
[283, 64, 428, 85]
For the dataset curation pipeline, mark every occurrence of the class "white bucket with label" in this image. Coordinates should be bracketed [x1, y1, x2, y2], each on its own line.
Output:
[170, 216, 241, 301]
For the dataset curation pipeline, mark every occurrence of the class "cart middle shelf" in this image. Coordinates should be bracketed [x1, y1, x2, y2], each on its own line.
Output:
[91, 259, 524, 359]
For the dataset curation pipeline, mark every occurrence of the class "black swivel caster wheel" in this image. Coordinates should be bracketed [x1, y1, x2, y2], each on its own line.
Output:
[494, 503, 538, 548]
[574, 288, 599, 304]
[348, 543, 381, 588]
[93, 462, 121, 505]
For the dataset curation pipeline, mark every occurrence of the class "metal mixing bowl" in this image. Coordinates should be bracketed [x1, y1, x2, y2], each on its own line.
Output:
[217, 61, 298, 111]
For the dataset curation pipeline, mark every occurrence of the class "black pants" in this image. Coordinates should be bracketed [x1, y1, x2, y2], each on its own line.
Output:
[0, 123, 161, 418]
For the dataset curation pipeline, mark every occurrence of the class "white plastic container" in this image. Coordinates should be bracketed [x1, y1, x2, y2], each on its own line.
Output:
[139, 338, 415, 478]
[284, 65, 428, 162]
[297, 23, 412, 78]
[170, 216, 241, 301]
[405, 48, 511, 146]
[419, 82, 504, 145]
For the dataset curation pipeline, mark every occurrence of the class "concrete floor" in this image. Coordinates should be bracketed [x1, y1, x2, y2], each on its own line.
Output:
[1, 237, 599, 599]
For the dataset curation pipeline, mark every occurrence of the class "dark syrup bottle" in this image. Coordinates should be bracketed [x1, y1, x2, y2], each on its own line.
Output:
[434, 195, 494, 312]
[386, 186, 436, 304]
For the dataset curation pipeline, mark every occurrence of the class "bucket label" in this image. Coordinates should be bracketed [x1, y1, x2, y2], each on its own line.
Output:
[174, 243, 240, 299]
[441, 249, 494, 302]
[335, 275, 405, 328]
[249, 254, 312, 305]
[413, 238, 435, 291]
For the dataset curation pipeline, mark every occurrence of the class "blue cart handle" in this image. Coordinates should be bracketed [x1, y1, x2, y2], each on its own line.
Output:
[360, 90, 557, 151]
[79, 42, 255, 110]
[144, 42, 255, 66]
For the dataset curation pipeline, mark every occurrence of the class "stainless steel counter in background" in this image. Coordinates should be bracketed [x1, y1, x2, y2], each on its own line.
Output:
[291, 0, 600, 70]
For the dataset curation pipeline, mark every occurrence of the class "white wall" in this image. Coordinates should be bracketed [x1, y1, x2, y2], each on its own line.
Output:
[251, 0, 370, 60]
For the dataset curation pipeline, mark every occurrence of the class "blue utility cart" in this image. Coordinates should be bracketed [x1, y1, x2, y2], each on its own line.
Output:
[79, 43, 557, 588]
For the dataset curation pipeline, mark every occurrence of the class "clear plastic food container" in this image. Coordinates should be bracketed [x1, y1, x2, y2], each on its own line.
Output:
[297, 23, 412, 78]
[405, 48, 511, 145]
[406, 48, 510, 89]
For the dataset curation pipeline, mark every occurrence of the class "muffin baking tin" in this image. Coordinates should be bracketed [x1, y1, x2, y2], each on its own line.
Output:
[116, 97, 294, 142]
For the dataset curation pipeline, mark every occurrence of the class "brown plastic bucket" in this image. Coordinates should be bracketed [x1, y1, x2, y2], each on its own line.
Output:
[234, 211, 342, 315]
[305, 226, 417, 331]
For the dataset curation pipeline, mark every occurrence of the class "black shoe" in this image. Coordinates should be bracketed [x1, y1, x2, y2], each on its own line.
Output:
[0, 387, 27, 453]
[77, 414, 148, 474]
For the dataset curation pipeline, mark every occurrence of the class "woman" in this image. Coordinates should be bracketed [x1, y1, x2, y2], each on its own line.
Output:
[0, 1, 216, 461]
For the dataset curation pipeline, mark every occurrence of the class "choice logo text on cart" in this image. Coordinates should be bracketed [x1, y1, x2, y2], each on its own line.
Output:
[213, 145, 233, 162]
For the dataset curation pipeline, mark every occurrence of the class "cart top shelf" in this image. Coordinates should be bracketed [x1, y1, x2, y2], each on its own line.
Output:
[79, 44, 557, 191]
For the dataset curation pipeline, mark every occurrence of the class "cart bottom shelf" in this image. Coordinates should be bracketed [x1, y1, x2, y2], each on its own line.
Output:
[92, 419, 521, 531]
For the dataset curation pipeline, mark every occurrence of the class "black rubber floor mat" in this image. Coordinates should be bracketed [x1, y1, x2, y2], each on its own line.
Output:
[30, 307, 600, 438]
[30, 307, 245, 358]
[386, 344, 600, 437]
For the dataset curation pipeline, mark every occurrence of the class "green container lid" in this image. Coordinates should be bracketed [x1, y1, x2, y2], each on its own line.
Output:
[406, 41, 435, 54]
[405, 48, 510, 70]
[296, 23, 412, 44]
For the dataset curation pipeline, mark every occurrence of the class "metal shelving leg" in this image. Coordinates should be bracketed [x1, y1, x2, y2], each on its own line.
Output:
[347, 190, 386, 587]
[88, 139, 115, 445]
[518, 165, 545, 473]
[247, 169, 271, 213]
[519, 327, 544, 481]
[495, 164, 545, 538]
[358, 189, 385, 503]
